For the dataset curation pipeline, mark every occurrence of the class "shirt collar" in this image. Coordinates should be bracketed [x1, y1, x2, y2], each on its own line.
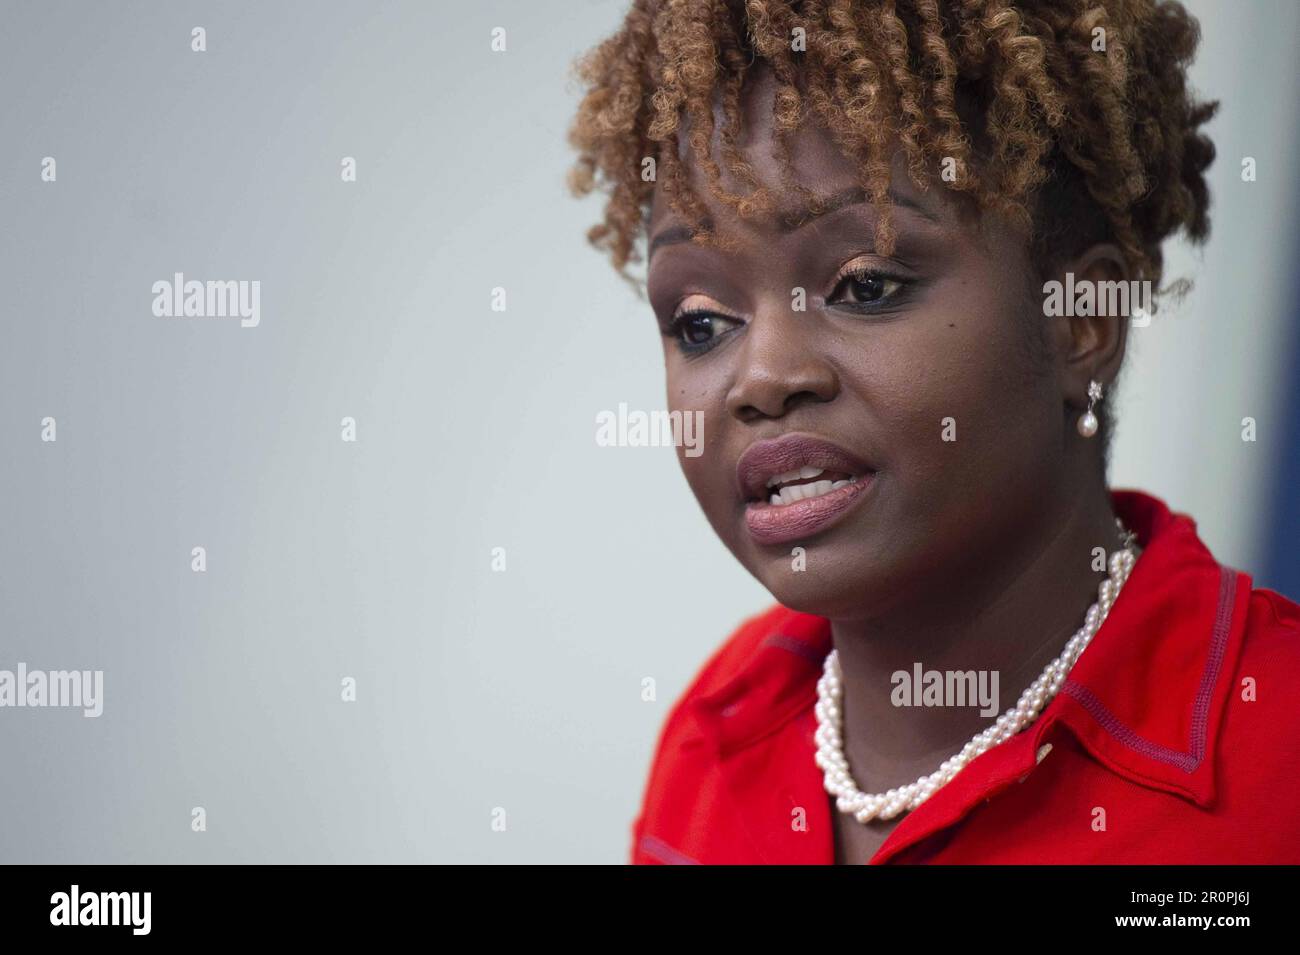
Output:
[689, 489, 1251, 808]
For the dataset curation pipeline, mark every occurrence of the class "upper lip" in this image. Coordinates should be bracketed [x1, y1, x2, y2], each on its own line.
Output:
[736, 433, 877, 503]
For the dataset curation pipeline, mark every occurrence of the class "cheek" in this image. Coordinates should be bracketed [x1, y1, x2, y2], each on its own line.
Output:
[665, 355, 737, 521]
[865, 286, 1055, 486]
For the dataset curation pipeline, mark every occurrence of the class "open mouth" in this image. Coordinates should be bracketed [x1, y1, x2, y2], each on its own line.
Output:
[735, 434, 878, 545]
[759, 466, 865, 506]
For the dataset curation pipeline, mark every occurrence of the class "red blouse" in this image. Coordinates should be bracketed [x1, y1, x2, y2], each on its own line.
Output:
[630, 489, 1300, 864]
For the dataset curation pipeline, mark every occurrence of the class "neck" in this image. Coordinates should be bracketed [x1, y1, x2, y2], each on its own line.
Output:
[828, 481, 1126, 791]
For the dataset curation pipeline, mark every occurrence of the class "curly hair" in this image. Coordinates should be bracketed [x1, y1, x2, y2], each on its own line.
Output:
[565, 0, 1218, 473]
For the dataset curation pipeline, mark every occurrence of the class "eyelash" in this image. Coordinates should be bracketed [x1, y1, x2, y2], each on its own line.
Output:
[666, 307, 738, 356]
[665, 268, 913, 356]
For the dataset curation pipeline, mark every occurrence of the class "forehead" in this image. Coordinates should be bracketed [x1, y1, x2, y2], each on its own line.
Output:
[647, 65, 869, 232]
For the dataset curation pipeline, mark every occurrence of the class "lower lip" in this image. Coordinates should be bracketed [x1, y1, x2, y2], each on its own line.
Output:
[743, 475, 875, 546]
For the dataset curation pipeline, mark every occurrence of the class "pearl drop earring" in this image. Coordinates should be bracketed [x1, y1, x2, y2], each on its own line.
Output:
[1077, 379, 1103, 437]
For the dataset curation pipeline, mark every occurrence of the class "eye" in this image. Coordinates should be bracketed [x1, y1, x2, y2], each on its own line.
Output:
[831, 267, 908, 309]
[667, 308, 743, 354]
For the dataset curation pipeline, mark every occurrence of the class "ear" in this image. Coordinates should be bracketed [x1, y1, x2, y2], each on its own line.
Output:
[1045, 242, 1133, 408]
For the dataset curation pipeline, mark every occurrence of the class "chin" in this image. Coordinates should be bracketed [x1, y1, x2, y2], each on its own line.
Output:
[744, 548, 886, 620]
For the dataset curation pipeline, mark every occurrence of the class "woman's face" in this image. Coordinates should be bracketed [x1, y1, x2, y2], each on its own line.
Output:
[645, 71, 1072, 621]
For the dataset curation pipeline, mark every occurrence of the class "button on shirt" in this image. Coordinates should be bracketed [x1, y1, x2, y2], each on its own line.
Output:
[630, 489, 1300, 864]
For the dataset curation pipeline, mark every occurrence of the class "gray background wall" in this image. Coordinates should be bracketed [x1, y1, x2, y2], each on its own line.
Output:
[1, 0, 1296, 863]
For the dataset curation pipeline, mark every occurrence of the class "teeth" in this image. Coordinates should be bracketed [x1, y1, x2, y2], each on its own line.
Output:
[766, 466, 824, 490]
[767, 477, 856, 506]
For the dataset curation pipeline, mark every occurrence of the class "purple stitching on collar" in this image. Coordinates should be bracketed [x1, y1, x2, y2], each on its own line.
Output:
[638, 833, 701, 865]
[1060, 564, 1238, 774]
[1189, 564, 1238, 761]
[762, 632, 825, 665]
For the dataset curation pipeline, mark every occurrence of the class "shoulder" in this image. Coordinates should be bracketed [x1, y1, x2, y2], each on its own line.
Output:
[674, 602, 797, 702]
[1238, 583, 1300, 676]
[641, 600, 795, 759]
[628, 602, 795, 863]
[1216, 581, 1300, 835]
[1235, 582, 1300, 702]
[1226, 579, 1300, 714]
[1246, 584, 1300, 637]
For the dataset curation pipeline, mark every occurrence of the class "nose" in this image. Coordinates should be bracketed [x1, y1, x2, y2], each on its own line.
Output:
[724, 307, 839, 421]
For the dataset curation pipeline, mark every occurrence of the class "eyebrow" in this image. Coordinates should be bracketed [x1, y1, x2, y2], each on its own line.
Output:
[647, 186, 942, 261]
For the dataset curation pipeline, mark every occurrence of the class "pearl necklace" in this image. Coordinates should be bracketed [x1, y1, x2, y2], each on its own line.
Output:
[814, 518, 1140, 823]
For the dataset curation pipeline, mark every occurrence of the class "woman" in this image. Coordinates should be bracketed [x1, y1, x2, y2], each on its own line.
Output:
[567, 0, 1300, 863]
